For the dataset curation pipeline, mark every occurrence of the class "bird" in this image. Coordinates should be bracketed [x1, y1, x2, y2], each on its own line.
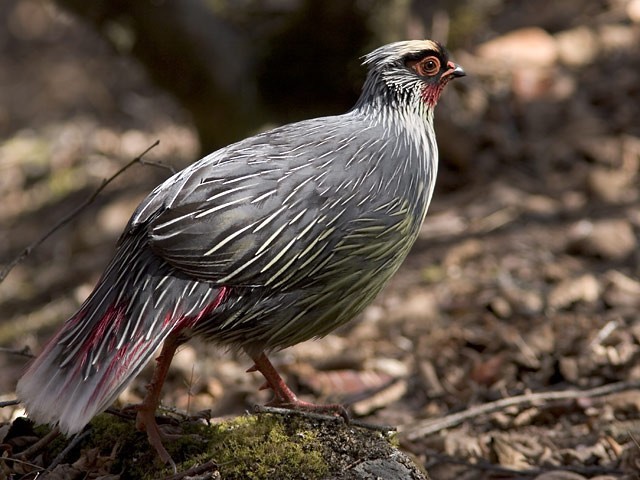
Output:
[17, 39, 465, 464]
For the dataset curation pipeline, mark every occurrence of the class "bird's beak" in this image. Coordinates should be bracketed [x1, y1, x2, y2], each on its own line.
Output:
[444, 61, 466, 79]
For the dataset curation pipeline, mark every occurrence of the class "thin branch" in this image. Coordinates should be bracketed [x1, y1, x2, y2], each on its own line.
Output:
[0, 399, 20, 408]
[252, 404, 396, 433]
[161, 460, 218, 480]
[400, 379, 640, 440]
[140, 157, 176, 175]
[48, 429, 92, 470]
[15, 427, 60, 460]
[0, 456, 46, 473]
[253, 404, 346, 424]
[423, 451, 625, 477]
[0, 140, 160, 284]
[0, 346, 34, 358]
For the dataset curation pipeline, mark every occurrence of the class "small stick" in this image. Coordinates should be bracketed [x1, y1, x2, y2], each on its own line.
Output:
[252, 404, 396, 433]
[0, 346, 34, 358]
[401, 379, 640, 440]
[0, 140, 160, 284]
[15, 427, 60, 460]
[0, 399, 20, 408]
[424, 451, 625, 477]
[0, 455, 46, 473]
[161, 459, 218, 480]
[253, 404, 344, 424]
[48, 429, 92, 470]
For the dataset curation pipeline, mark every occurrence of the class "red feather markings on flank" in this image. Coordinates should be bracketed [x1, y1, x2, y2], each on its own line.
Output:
[185, 286, 229, 329]
[89, 286, 229, 408]
[79, 303, 126, 370]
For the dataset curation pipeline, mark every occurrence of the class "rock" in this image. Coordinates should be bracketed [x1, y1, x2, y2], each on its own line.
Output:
[498, 274, 545, 314]
[576, 135, 621, 166]
[489, 296, 512, 318]
[568, 219, 637, 260]
[511, 67, 555, 101]
[559, 356, 580, 383]
[588, 167, 635, 203]
[555, 26, 599, 67]
[476, 28, 558, 68]
[443, 239, 483, 268]
[547, 274, 600, 310]
[351, 456, 426, 480]
[523, 194, 560, 215]
[10, 412, 428, 479]
[603, 270, 640, 308]
[629, 0, 640, 22]
[534, 470, 587, 480]
[598, 24, 638, 51]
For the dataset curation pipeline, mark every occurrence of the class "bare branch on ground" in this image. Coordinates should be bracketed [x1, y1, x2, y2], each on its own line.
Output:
[401, 379, 640, 440]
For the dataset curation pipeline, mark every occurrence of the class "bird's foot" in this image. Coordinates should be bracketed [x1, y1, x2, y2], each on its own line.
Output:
[132, 332, 183, 472]
[135, 406, 177, 473]
[247, 351, 350, 422]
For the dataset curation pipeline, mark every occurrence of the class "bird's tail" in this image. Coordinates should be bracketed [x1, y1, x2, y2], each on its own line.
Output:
[16, 231, 226, 435]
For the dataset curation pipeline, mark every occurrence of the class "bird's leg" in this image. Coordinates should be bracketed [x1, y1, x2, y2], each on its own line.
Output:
[135, 332, 183, 470]
[248, 352, 349, 420]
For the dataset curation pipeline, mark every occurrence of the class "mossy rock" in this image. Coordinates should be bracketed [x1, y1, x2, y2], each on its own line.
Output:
[8, 411, 428, 479]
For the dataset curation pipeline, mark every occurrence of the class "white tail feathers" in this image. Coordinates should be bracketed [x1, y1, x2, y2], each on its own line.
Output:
[16, 232, 225, 435]
[16, 330, 165, 435]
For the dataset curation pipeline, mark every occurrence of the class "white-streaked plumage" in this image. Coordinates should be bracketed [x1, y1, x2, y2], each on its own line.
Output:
[17, 40, 464, 435]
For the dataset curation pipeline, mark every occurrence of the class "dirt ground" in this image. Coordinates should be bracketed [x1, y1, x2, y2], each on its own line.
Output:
[1, 0, 640, 479]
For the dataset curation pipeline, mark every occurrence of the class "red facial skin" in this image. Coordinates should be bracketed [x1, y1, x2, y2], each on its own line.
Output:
[422, 60, 462, 107]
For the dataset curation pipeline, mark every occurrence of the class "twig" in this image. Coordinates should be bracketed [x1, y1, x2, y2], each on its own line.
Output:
[253, 404, 345, 424]
[0, 140, 160, 284]
[252, 404, 395, 433]
[47, 429, 92, 470]
[0, 455, 46, 473]
[400, 379, 640, 440]
[161, 460, 218, 480]
[425, 452, 539, 477]
[0, 399, 20, 408]
[140, 157, 176, 175]
[15, 427, 60, 460]
[105, 406, 136, 420]
[423, 451, 625, 477]
[349, 418, 397, 434]
[0, 346, 34, 358]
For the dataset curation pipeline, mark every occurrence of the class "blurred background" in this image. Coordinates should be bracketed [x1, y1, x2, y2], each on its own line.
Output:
[1, 0, 640, 478]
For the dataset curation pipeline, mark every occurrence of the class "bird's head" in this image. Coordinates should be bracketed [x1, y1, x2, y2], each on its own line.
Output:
[359, 40, 465, 110]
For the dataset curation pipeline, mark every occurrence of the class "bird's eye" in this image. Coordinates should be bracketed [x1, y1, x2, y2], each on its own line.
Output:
[418, 56, 440, 77]
[405, 55, 442, 77]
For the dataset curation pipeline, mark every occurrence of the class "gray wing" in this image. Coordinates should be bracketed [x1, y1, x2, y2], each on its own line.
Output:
[129, 117, 408, 288]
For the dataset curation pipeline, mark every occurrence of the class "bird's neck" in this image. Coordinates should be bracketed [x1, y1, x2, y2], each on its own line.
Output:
[353, 74, 435, 126]
[351, 76, 439, 224]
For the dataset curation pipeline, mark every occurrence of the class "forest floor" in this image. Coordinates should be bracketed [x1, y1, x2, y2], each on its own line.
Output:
[1, 0, 640, 479]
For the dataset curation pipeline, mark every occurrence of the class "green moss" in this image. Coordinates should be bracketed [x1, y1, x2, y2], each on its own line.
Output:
[30, 424, 68, 460]
[21, 412, 407, 479]
[211, 415, 328, 480]
[121, 415, 329, 480]
[87, 413, 157, 479]
[388, 431, 400, 447]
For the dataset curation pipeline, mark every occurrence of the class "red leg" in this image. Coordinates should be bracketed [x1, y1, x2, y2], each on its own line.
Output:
[135, 333, 182, 470]
[247, 352, 349, 420]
